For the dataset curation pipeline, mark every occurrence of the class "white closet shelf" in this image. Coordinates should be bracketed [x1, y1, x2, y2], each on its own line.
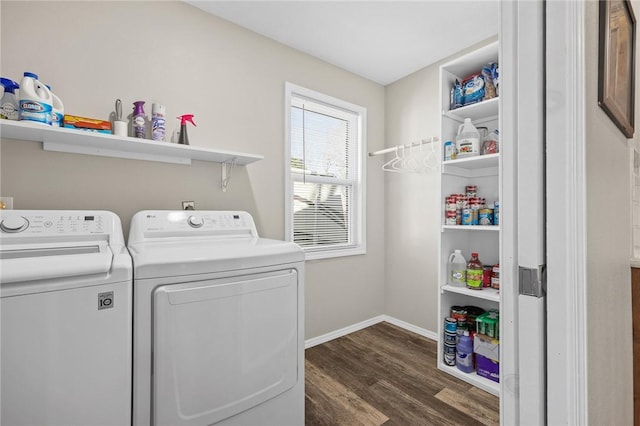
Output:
[443, 97, 499, 123]
[442, 225, 500, 232]
[0, 120, 263, 166]
[438, 363, 500, 396]
[441, 284, 500, 303]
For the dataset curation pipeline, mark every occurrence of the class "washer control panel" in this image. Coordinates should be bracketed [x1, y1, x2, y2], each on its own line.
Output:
[133, 211, 258, 239]
[0, 212, 107, 235]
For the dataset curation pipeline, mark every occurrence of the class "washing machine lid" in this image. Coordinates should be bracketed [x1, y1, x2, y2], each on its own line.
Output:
[128, 237, 303, 279]
[128, 210, 304, 280]
[0, 210, 131, 295]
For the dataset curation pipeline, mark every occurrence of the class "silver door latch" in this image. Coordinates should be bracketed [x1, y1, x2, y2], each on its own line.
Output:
[519, 265, 546, 298]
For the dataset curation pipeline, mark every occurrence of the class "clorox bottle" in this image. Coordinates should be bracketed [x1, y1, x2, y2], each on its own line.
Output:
[19, 72, 52, 125]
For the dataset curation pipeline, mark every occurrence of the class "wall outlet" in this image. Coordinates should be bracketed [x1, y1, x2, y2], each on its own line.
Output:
[182, 201, 195, 210]
[0, 197, 14, 210]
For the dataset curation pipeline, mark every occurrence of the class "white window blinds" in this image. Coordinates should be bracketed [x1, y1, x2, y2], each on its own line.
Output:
[286, 84, 365, 258]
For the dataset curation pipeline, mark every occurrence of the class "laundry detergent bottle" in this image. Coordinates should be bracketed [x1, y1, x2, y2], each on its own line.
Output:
[46, 85, 64, 127]
[0, 78, 20, 120]
[456, 331, 474, 373]
[455, 118, 480, 158]
[19, 72, 52, 125]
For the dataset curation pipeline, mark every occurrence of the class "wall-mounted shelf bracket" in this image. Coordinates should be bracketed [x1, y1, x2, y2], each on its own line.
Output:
[221, 158, 237, 192]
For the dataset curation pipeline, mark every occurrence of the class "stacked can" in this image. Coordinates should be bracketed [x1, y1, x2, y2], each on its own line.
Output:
[444, 185, 499, 227]
[445, 195, 457, 225]
[443, 317, 457, 366]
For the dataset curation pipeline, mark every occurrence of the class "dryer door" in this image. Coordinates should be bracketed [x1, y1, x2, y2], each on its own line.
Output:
[152, 269, 299, 426]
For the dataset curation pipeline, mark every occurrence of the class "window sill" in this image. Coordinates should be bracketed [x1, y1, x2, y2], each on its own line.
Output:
[303, 246, 366, 261]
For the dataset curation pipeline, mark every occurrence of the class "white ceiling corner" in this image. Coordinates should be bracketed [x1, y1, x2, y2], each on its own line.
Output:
[185, 1, 499, 86]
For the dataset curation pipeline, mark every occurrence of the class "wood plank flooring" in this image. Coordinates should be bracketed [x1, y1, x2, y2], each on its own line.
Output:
[305, 322, 499, 426]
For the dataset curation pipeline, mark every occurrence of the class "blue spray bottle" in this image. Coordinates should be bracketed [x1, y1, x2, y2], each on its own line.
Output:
[177, 114, 196, 145]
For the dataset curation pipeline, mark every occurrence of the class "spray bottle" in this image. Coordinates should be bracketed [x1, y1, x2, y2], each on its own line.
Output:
[0, 78, 20, 120]
[132, 101, 146, 138]
[176, 114, 196, 145]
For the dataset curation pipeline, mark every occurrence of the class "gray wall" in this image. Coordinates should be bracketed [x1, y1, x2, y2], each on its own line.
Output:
[0, 1, 386, 340]
[584, 1, 637, 423]
[383, 38, 497, 332]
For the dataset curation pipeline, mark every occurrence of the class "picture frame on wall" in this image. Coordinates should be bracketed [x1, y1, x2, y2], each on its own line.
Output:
[598, 0, 636, 138]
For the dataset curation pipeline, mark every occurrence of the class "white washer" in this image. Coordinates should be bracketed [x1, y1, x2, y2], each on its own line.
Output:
[128, 210, 305, 426]
[0, 210, 132, 426]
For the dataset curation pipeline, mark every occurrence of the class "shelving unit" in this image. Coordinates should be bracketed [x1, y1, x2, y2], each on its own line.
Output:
[0, 120, 263, 166]
[437, 40, 501, 396]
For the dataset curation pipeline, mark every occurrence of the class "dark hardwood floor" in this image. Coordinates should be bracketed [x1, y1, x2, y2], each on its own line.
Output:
[305, 322, 499, 426]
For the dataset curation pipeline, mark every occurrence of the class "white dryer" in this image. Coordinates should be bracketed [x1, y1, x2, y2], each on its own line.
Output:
[127, 210, 305, 426]
[0, 210, 132, 426]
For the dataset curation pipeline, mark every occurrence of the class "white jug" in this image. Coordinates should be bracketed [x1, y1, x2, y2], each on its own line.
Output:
[456, 118, 480, 158]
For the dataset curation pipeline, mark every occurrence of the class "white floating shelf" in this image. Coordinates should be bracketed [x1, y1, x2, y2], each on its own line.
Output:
[0, 120, 263, 166]
[440, 284, 500, 303]
[442, 225, 500, 232]
[443, 97, 499, 123]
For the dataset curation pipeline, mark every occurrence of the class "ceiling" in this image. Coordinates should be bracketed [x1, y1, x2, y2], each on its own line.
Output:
[186, 1, 499, 86]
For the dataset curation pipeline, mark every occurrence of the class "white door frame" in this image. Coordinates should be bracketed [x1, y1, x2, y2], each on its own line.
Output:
[499, 1, 546, 424]
[545, 0, 588, 424]
[501, 0, 588, 424]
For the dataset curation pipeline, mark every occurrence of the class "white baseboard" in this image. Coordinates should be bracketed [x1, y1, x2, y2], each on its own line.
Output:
[304, 315, 438, 349]
[380, 315, 439, 341]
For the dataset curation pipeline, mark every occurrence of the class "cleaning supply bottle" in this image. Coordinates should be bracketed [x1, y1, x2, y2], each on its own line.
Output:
[133, 101, 146, 138]
[19, 72, 52, 125]
[46, 85, 64, 127]
[466, 252, 483, 290]
[151, 103, 166, 141]
[456, 118, 480, 158]
[0, 78, 20, 120]
[177, 114, 196, 145]
[456, 331, 474, 373]
[448, 249, 467, 287]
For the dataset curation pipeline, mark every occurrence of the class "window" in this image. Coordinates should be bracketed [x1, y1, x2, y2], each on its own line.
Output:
[285, 83, 366, 259]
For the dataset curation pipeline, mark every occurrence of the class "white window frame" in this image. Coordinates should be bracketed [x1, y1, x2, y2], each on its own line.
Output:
[284, 82, 366, 260]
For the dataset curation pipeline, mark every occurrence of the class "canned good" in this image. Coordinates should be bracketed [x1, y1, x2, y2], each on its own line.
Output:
[461, 208, 473, 225]
[444, 317, 458, 333]
[443, 343, 456, 366]
[445, 197, 457, 212]
[445, 210, 457, 225]
[465, 185, 477, 197]
[483, 265, 493, 287]
[450, 306, 467, 326]
[479, 208, 494, 225]
[456, 194, 468, 209]
[491, 264, 500, 289]
[444, 331, 457, 345]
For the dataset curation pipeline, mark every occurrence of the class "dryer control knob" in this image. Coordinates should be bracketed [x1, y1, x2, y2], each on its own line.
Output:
[188, 215, 204, 228]
[0, 216, 29, 233]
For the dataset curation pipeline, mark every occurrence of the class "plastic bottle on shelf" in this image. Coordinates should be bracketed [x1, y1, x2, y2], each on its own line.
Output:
[46, 85, 64, 127]
[19, 72, 52, 125]
[455, 118, 480, 158]
[151, 103, 166, 141]
[466, 252, 483, 290]
[0, 78, 20, 120]
[132, 101, 146, 138]
[456, 331, 474, 373]
[448, 249, 467, 287]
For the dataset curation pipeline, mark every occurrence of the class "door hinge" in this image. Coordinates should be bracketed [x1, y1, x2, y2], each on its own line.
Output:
[519, 265, 546, 298]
